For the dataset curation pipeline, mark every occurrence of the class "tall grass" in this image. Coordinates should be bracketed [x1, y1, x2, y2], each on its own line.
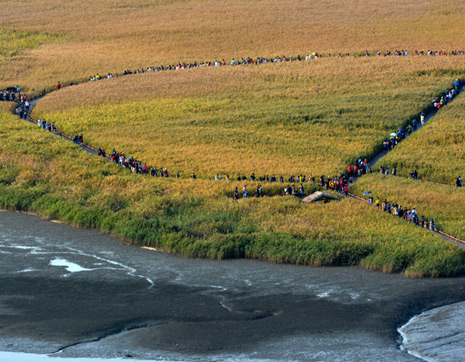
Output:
[1, 109, 464, 277]
[352, 173, 465, 240]
[380, 93, 465, 184]
[0, 29, 62, 58]
[2, 0, 465, 278]
[33, 57, 465, 178]
[2, 0, 465, 92]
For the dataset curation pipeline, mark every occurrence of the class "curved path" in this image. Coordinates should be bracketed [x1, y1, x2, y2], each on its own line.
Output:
[12, 70, 465, 248]
[21, 98, 100, 158]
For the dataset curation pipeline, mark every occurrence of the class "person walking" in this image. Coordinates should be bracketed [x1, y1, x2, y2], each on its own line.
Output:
[234, 187, 239, 201]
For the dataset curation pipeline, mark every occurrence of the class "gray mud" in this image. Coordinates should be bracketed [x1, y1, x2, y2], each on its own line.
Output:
[1, 211, 465, 361]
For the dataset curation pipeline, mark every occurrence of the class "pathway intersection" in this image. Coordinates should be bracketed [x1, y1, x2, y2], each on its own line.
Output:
[9, 67, 465, 249]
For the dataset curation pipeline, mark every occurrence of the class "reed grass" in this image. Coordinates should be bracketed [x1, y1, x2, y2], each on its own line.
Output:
[0, 29, 62, 58]
[2, 0, 465, 277]
[32, 56, 465, 178]
[352, 173, 465, 240]
[1, 0, 465, 92]
[379, 93, 465, 184]
[1, 110, 464, 277]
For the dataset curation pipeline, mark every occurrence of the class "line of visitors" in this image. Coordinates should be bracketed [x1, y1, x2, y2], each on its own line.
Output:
[365, 50, 464, 57]
[102, 148, 179, 178]
[381, 80, 463, 155]
[378, 165, 417, 180]
[232, 173, 316, 183]
[233, 182, 306, 201]
[432, 82, 461, 109]
[369, 195, 436, 231]
[37, 119, 58, 134]
[88, 53, 321, 81]
[73, 134, 84, 144]
[1, 90, 17, 101]
[85, 52, 465, 85]
[233, 174, 350, 201]
[15, 95, 30, 120]
[380, 164, 463, 188]
[234, 184, 267, 200]
[348, 158, 371, 178]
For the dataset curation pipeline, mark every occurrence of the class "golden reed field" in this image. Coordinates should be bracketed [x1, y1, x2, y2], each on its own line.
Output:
[1, 0, 465, 92]
[2, 0, 465, 276]
[33, 56, 465, 177]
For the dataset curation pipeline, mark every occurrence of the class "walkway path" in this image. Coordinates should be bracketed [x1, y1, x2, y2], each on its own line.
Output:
[346, 86, 465, 248]
[12, 70, 465, 248]
[26, 98, 99, 157]
[351, 87, 463, 186]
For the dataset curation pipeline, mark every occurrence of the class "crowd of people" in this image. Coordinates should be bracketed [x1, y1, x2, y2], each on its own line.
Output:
[88, 54, 322, 81]
[37, 119, 58, 134]
[1, 89, 18, 101]
[95, 147, 179, 178]
[10, 52, 464, 240]
[83, 50, 465, 84]
[231, 172, 356, 200]
[233, 181, 309, 200]
[227, 173, 316, 184]
[369, 196, 436, 231]
[380, 163, 463, 190]
[73, 134, 84, 144]
[15, 95, 30, 120]
[86, 78, 462, 186]
[380, 79, 462, 157]
[365, 50, 465, 57]
[322, 175, 351, 195]
[379, 166, 419, 180]
[15, 73, 463, 195]
[431, 81, 461, 109]
[234, 184, 265, 200]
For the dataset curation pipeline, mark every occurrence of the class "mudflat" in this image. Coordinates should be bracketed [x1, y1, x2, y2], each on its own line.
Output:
[1, 211, 465, 360]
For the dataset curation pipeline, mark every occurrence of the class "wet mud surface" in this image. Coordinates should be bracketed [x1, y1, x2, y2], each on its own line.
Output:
[1, 211, 465, 361]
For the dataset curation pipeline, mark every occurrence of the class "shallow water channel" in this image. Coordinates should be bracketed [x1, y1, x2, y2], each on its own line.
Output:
[1, 211, 465, 361]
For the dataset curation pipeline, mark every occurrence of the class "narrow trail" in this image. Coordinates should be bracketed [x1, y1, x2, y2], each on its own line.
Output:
[346, 86, 465, 248]
[360, 107, 437, 176]
[26, 98, 102, 157]
[10, 72, 465, 248]
[347, 192, 465, 250]
[350, 88, 462, 187]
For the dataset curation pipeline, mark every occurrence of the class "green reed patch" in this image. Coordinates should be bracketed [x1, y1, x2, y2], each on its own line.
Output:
[0, 29, 62, 58]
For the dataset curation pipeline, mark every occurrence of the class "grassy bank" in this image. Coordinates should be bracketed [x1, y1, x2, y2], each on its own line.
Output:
[1, 108, 464, 277]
